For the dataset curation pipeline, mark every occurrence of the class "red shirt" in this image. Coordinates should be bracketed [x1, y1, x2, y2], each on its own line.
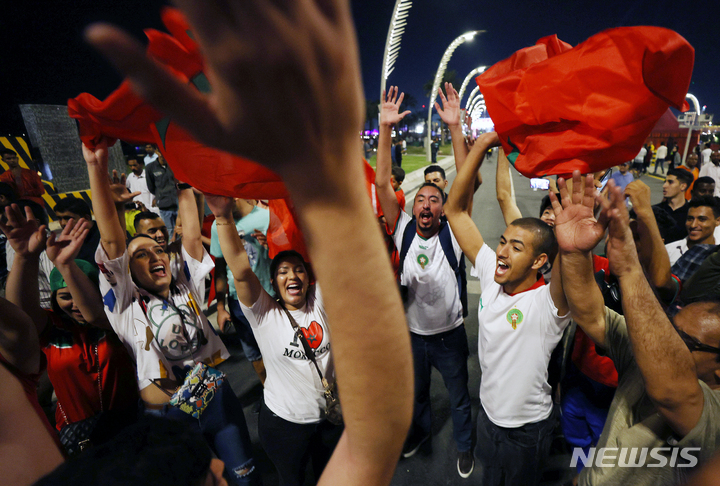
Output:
[0, 168, 45, 206]
[41, 312, 138, 429]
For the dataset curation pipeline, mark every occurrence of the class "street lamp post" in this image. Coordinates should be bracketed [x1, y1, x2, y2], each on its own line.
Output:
[380, 0, 413, 101]
[681, 93, 702, 164]
[426, 30, 483, 161]
[458, 66, 487, 104]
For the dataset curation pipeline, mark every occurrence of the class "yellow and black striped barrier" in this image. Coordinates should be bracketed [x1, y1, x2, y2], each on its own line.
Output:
[1, 136, 93, 222]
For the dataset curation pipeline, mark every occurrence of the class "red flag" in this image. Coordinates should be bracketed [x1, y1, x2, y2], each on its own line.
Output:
[477, 27, 694, 178]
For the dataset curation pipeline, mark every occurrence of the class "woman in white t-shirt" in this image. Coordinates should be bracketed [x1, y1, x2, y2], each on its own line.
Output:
[83, 141, 260, 486]
[208, 195, 342, 486]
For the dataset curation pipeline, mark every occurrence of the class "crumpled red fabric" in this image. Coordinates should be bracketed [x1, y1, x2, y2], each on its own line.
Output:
[68, 7, 287, 200]
[476, 27, 694, 178]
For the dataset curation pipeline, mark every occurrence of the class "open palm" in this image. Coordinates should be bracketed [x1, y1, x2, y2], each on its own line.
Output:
[380, 86, 411, 126]
[0, 205, 46, 257]
[552, 172, 606, 253]
[434, 82, 461, 126]
[46, 219, 90, 266]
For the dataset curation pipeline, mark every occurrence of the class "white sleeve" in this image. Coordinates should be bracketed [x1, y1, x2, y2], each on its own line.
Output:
[541, 283, 571, 332]
[239, 288, 277, 329]
[178, 244, 214, 300]
[95, 244, 136, 314]
[470, 244, 497, 291]
[390, 211, 412, 250]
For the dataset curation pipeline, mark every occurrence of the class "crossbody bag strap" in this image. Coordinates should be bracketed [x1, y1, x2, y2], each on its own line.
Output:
[281, 305, 329, 388]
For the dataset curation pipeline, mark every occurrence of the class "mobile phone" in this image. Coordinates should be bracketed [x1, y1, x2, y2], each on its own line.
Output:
[530, 178, 550, 191]
[597, 169, 613, 193]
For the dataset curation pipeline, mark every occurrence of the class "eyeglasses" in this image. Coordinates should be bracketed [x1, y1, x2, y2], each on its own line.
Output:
[674, 326, 720, 355]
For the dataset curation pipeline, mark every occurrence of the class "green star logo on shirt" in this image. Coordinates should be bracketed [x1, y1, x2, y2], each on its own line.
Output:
[417, 254, 429, 269]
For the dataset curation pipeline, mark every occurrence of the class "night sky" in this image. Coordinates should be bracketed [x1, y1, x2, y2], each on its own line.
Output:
[2, 0, 718, 135]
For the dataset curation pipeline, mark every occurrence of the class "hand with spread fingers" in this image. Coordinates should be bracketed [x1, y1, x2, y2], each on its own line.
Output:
[85, 0, 364, 178]
[380, 87, 411, 127]
[435, 82, 462, 127]
[46, 218, 90, 267]
[0, 205, 47, 258]
[551, 171, 608, 254]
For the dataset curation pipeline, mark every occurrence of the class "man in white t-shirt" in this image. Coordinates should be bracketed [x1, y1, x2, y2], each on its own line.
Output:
[445, 132, 571, 486]
[699, 149, 720, 197]
[701, 143, 712, 165]
[653, 142, 668, 175]
[125, 157, 159, 214]
[375, 87, 475, 478]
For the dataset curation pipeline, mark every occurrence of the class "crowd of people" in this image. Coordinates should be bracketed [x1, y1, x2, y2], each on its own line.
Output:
[1, 2, 720, 486]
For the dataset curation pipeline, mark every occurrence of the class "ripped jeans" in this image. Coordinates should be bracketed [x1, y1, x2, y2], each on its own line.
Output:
[145, 380, 261, 486]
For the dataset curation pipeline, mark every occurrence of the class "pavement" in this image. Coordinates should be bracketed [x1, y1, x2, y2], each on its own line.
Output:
[208, 154, 666, 486]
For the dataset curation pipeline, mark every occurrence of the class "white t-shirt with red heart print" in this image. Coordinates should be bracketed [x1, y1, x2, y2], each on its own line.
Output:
[240, 285, 334, 424]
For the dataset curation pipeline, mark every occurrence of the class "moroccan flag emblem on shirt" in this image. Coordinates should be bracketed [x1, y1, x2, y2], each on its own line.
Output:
[476, 27, 694, 178]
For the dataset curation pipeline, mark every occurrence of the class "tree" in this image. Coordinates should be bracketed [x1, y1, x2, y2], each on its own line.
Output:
[365, 99, 380, 131]
[422, 70, 458, 99]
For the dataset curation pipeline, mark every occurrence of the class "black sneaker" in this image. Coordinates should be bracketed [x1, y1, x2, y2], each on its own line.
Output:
[457, 451, 474, 478]
[401, 433, 430, 458]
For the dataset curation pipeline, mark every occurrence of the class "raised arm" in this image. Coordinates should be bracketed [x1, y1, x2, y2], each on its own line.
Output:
[177, 185, 204, 261]
[82, 140, 126, 259]
[551, 172, 609, 344]
[85, 2, 413, 483]
[1, 204, 49, 338]
[602, 181, 703, 437]
[375, 87, 410, 228]
[623, 181, 674, 296]
[496, 147, 523, 226]
[0, 296, 41, 376]
[435, 82, 482, 193]
[45, 218, 112, 330]
[445, 132, 499, 260]
[205, 196, 262, 310]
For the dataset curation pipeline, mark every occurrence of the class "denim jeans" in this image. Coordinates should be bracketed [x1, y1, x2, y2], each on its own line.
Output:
[475, 404, 558, 486]
[258, 401, 343, 486]
[410, 324, 472, 452]
[227, 298, 263, 362]
[145, 380, 261, 486]
[159, 208, 178, 239]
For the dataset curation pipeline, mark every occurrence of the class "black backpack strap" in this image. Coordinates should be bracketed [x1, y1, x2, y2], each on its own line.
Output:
[437, 222, 468, 318]
[397, 217, 416, 281]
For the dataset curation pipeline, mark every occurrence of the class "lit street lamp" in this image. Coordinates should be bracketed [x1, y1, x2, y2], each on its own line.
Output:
[458, 66, 487, 104]
[426, 30, 483, 161]
[380, 0, 413, 100]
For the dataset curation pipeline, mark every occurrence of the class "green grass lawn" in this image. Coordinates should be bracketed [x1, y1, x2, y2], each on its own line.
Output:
[367, 143, 452, 174]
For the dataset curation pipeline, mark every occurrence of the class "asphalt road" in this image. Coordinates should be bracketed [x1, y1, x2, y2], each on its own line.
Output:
[213, 154, 667, 485]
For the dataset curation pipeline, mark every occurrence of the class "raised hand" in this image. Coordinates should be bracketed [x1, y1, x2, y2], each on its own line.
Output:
[81, 138, 109, 169]
[379, 87, 411, 127]
[597, 181, 641, 278]
[204, 194, 235, 220]
[434, 82, 461, 127]
[551, 171, 607, 253]
[0, 205, 46, 258]
[46, 218, 90, 266]
[109, 170, 141, 206]
[624, 179, 651, 211]
[85, 1, 364, 176]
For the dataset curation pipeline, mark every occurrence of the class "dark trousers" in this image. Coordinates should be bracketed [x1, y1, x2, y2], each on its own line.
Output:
[410, 325, 472, 452]
[258, 402, 343, 486]
[475, 405, 558, 486]
[145, 380, 260, 486]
